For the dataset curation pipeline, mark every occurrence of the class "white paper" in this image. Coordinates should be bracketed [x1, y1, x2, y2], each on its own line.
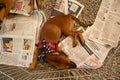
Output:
[10, 0, 34, 16]
[89, 0, 120, 47]
[0, 10, 45, 67]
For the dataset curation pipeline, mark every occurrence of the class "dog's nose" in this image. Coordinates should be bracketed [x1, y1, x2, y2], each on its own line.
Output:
[69, 61, 77, 68]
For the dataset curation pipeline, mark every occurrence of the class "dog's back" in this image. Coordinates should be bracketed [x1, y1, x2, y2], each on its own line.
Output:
[46, 14, 75, 32]
[40, 14, 87, 41]
[40, 14, 74, 41]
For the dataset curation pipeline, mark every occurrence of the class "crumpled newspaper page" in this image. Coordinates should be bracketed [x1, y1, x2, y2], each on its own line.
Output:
[89, 0, 120, 47]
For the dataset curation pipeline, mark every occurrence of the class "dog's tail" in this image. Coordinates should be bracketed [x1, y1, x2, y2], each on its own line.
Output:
[71, 14, 92, 27]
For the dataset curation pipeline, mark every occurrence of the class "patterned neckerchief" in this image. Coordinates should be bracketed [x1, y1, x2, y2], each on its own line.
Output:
[37, 39, 59, 62]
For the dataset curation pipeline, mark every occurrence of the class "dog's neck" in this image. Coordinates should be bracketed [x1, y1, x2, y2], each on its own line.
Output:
[37, 39, 59, 51]
[37, 39, 59, 61]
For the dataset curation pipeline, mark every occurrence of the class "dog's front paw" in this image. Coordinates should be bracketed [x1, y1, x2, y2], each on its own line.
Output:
[81, 40, 85, 46]
[73, 41, 78, 47]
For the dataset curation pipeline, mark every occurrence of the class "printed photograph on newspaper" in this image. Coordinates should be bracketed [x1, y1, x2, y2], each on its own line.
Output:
[51, 0, 84, 17]
[2, 37, 13, 53]
[10, 0, 32, 16]
[23, 39, 32, 50]
[68, 0, 84, 17]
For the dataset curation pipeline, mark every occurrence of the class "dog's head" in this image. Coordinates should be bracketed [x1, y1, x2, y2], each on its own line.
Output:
[43, 51, 76, 69]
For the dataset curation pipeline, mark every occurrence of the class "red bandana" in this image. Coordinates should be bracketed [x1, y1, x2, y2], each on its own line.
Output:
[37, 39, 59, 52]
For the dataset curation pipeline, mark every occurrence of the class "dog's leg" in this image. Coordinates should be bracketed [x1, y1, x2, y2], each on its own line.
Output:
[5, 0, 15, 18]
[29, 0, 34, 14]
[29, 48, 40, 69]
[0, 7, 5, 21]
[36, 0, 42, 9]
[77, 31, 85, 46]
[72, 32, 78, 47]
[64, 30, 78, 47]
[64, 29, 85, 47]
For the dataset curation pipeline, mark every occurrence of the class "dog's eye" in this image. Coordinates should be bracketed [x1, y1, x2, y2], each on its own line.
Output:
[0, 3, 5, 10]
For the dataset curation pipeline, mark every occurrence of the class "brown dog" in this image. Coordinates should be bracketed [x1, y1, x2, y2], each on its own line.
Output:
[30, 14, 90, 70]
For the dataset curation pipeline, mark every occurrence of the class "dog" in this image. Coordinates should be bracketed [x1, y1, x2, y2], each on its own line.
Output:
[29, 14, 91, 70]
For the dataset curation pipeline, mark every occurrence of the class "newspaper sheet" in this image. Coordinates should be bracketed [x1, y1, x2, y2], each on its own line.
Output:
[0, 10, 44, 67]
[81, 40, 112, 69]
[89, 0, 120, 47]
[51, 0, 84, 17]
[80, 0, 120, 68]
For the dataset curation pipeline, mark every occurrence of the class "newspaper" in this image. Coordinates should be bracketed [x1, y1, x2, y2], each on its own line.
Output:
[51, 0, 84, 17]
[10, 0, 33, 16]
[89, 0, 120, 47]
[0, 10, 45, 67]
[81, 40, 112, 69]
